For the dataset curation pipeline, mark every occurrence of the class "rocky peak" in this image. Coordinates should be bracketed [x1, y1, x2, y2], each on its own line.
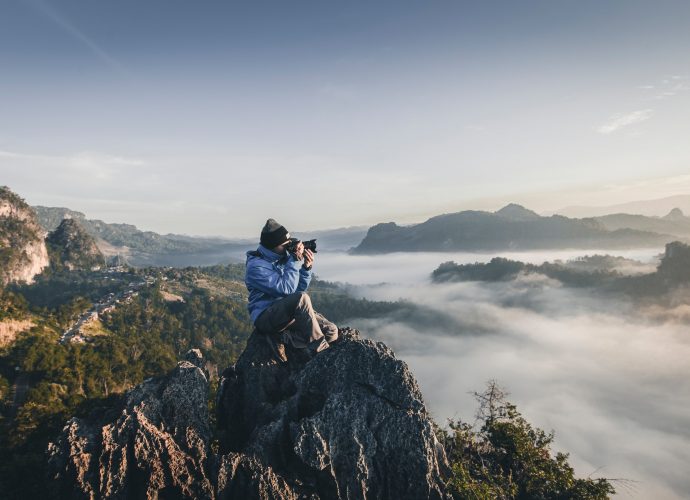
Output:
[48, 330, 449, 499]
[47, 349, 216, 499]
[494, 203, 541, 220]
[0, 186, 49, 286]
[46, 218, 105, 271]
[219, 328, 448, 499]
[663, 207, 686, 221]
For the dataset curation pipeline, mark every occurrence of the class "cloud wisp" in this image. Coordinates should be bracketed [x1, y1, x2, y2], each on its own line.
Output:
[596, 109, 653, 135]
[595, 74, 688, 136]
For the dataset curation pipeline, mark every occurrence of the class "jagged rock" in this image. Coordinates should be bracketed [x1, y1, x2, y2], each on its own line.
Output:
[217, 327, 449, 499]
[48, 350, 299, 499]
[48, 353, 215, 499]
[49, 332, 449, 499]
[216, 453, 298, 500]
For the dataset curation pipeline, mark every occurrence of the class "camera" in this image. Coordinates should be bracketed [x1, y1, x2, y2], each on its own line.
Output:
[286, 237, 317, 254]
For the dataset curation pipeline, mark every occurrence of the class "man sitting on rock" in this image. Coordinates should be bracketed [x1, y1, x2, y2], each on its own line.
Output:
[245, 218, 338, 358]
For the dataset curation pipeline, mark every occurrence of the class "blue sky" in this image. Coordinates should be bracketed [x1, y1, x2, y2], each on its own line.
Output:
[1, 0, 690, 236]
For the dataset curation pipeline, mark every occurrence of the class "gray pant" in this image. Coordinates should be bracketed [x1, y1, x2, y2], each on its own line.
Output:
[254, 292, 338, 353]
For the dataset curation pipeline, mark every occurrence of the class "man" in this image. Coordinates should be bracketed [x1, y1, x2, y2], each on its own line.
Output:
[245, 218, 338, 358]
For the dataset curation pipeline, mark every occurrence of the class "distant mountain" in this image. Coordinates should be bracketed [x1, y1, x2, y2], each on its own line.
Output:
[664, 207, 686, 221]
[33, 205, 251, 267]
[352, 203, 678, 254]
[554, 194, 690, 218]
[46, 219, 106, 271]
[33, 205, 367, 267]
[590, 208, 690, 239]
[0, 187, 49, 286]
[494, 203, 541, 221]
[34, 206, 230, 254]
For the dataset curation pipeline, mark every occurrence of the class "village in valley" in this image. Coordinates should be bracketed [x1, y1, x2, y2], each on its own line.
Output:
[58, 266, 158, 344]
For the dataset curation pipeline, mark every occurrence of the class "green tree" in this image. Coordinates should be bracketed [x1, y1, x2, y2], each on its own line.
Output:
[440, 381, 615, 500]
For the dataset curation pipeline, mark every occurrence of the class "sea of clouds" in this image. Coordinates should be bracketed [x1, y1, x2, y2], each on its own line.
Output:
[314, 249, 690, 499]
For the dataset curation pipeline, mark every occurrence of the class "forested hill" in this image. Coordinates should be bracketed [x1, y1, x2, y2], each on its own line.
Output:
[46, 218, 106, 272]
[431, 241, 690, 300]
[352, 203, 677, 254]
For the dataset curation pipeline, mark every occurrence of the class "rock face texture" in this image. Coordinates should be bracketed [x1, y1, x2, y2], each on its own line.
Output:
[47, 350, 216, 499]
[0, 186, 49, 286]
[46, 218, 105, 271]
[48, 332, 448, 499]
[218, 328, 448, 499]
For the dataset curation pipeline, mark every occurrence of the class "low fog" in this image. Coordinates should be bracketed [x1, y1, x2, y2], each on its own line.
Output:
[314, 248, 663, 286]
[313, 249, 690, 499]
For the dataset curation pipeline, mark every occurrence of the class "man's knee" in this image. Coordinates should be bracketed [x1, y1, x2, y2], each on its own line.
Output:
[280, 291, 307, 310]
[290, 291, 313, 308]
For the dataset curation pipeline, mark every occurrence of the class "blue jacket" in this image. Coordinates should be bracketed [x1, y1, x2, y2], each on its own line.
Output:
[245, 244, 312, 323]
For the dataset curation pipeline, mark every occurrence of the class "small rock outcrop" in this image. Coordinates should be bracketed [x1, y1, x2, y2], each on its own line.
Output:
[218, 328, 448, 499]
[46, 218, 105, 271]
[47, 350, 216, 498]
[49, 333, 449, 499]
[0, 186, 49, 286]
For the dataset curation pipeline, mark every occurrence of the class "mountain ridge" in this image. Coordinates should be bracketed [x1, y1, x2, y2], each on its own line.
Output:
[589, 208, 690, 238]
[554, 194, 690, 218]
[352, 203, 677, 254]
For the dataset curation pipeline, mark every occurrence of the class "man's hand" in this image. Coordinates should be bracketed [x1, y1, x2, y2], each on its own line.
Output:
[293, 241, 305, 260]
[303, 248, 314, 269]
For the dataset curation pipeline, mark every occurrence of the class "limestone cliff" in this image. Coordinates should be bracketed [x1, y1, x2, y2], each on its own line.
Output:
[0, 186, 49, 286]
[48, 331, 449, 499]
[46, 218, 105, 271]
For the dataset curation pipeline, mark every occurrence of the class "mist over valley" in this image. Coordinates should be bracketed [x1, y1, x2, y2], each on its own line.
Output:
[312, 247, 690, 499]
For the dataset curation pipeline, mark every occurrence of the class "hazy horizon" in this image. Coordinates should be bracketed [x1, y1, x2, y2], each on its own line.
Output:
[2, 0, 690, 236]
[5, 184, 690, 240]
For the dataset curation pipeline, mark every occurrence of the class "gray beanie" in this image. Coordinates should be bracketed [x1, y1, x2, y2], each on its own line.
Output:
[260, 219, 290, 248]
